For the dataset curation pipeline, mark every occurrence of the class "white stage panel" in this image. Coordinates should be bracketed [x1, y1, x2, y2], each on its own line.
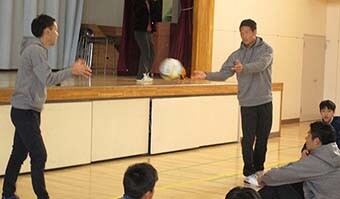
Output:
[151, 95, 239, 154]
[91, 99, 150, 161]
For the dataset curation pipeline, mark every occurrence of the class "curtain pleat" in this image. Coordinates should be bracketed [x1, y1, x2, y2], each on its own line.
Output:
[169, 0, 193, 77]
[0, 0, 84, 69]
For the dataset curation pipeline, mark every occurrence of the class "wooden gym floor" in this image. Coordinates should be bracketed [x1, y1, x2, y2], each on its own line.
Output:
[0, 122, 308, 199]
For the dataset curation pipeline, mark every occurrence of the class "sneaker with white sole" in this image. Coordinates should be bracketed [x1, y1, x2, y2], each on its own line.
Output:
[145, 73, 153, 81]
[244, 173, 260, 187]
[136, 73, 153, 83]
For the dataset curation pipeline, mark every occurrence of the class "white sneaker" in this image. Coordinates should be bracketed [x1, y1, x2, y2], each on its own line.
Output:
[145, 73, 153, 81]
[136, 73, 153, 83]
[244, 174, 260, 187]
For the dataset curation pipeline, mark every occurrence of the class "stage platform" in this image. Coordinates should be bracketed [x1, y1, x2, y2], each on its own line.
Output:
[0, 71, 283, 174]
[0, 71, 283, 103]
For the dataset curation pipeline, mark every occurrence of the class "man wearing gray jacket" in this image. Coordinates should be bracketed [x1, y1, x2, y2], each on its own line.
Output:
[2, 14, 91, 199]
[193, 19, 273, 186]
[258, 121, 340, 199]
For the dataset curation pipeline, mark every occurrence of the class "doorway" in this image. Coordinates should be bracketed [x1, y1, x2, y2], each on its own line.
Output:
[300, 34, 326, 121]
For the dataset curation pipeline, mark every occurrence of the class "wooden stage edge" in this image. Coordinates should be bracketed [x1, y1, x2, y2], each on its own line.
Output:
[0, 76, 283, 104]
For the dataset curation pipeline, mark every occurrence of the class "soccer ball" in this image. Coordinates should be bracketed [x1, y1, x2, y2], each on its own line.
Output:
[159, 58, 184, 80]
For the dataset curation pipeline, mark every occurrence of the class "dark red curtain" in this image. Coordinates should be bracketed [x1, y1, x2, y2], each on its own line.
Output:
[169, 0, 193, 77]
[117, 0, 140, 75]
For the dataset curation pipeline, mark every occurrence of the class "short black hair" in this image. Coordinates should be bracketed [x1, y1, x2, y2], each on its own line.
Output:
[226, 186, 261, 199]
[239, 19, 257, 31]
[310, 121, 336, 145]
[31, 14, 56, 38]
[123, 163, 158, 198]
[319, 100, 336, 111]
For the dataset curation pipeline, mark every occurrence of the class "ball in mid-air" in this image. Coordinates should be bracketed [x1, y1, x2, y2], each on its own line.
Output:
[159, 58, 184, 80]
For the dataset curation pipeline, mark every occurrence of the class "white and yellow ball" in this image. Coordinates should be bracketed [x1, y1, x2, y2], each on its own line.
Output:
[159, 58, 184, 80]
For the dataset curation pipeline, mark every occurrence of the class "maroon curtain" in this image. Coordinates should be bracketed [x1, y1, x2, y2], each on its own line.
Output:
[117, 0, 140, 75]
[169, 0, 193, 76]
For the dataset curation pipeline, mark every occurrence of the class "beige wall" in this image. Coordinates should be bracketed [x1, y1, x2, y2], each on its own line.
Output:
[212, 0, 327, 120]
[81, 0, 174, 26]
[82, 0, 124, 27]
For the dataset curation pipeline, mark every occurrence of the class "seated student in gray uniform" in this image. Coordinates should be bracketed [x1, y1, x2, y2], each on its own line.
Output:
[258, 121, 340, 199]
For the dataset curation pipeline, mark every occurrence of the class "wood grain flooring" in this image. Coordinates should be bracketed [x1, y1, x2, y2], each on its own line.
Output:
[0, 122, 309, 199]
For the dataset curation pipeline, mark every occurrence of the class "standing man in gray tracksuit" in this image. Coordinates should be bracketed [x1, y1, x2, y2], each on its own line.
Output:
[2, 14, 92, 199]
[193, 19, 273, 187]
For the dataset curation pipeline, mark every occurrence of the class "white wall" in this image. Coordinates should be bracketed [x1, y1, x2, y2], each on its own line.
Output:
[212, 0, 327, 120]
[82, 0, 124, 27]
[325, 2, 340, 114]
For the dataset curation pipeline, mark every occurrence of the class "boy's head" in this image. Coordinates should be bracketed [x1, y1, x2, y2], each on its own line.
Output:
[123, 163, 158, 199]
[31, 14, 59, 47]
[305, 121, 336, 151]
[225, 186, 261, 199]
[319, 100, 336, 123]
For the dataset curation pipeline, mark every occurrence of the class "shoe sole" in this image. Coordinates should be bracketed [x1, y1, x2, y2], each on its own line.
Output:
[243, 180, 260, 187]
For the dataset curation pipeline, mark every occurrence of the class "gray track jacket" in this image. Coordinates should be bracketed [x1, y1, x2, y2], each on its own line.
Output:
[262, 143, 340, 199]
[11, 38, 72, 112]
[206, 37, 273, 107]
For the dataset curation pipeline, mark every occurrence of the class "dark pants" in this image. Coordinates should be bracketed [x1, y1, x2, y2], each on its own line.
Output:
[241, 102, 272, 176]
[134, 31, 154, 79]
[2, 107, 49, 199]
[259, 183, 305, 199]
